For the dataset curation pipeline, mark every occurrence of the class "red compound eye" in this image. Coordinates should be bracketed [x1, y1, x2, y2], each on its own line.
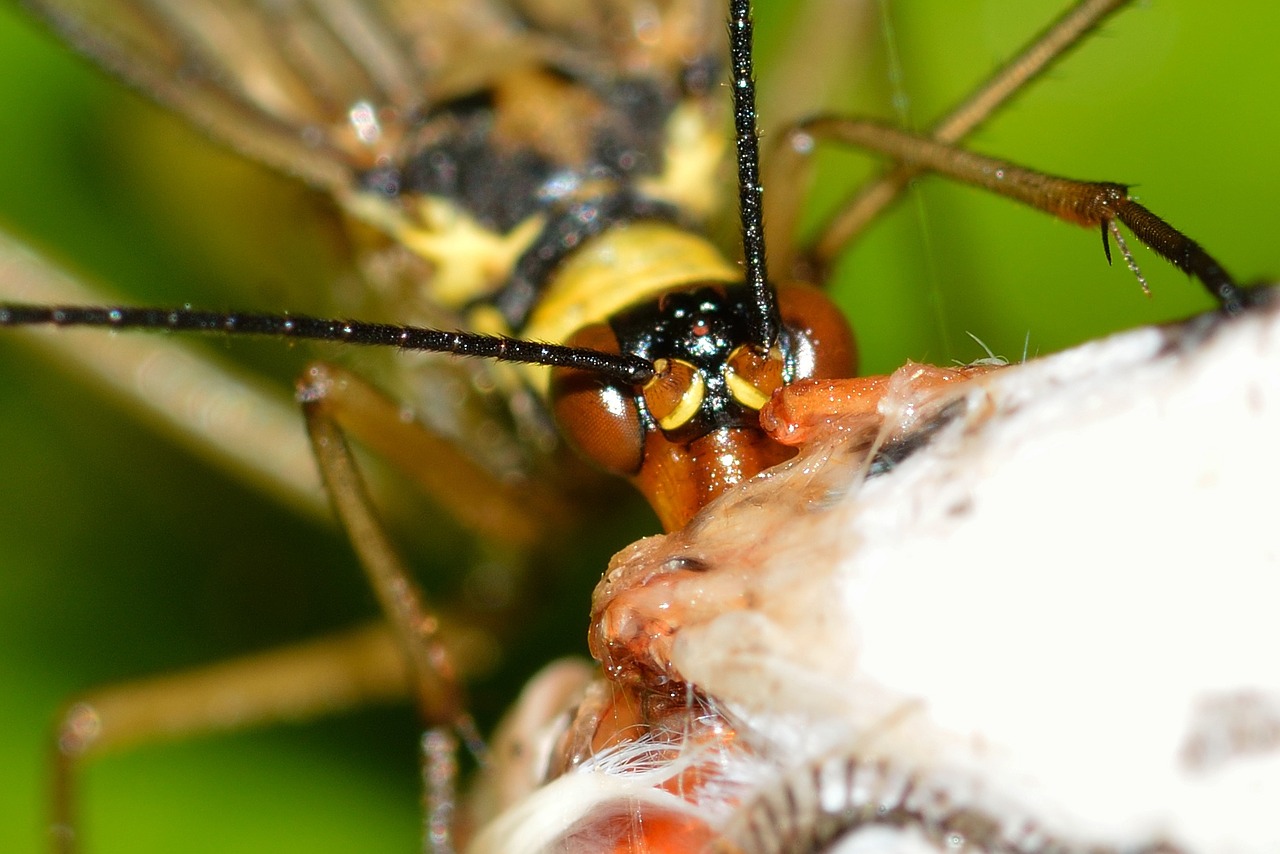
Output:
[550, 323, 645, 476]
[776, 281, 857, 381]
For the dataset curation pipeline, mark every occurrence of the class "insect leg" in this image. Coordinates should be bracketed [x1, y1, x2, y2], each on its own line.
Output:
[299, 382, 469, 731]
[792, 117, 1250, 313]
[50, 624, 408, 854]
[297, 362, 571, 551]
[763, 0, 1132, 281]
[300, 370, 569, 851]
[40, 361, 519, 854]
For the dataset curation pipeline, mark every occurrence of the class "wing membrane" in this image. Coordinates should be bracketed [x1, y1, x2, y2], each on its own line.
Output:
[17, 0, 530, 193]
[23, 0, 341, 191]
[20, 0, 725, 198]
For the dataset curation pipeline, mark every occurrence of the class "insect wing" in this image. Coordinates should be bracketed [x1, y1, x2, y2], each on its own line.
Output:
[14, 0, 550, 188]
[20, 0, 380, 193]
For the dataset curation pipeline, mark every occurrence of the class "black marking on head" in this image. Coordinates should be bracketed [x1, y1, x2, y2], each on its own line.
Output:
[610, 285, 793, 440]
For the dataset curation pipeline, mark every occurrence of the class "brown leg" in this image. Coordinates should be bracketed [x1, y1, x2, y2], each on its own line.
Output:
[298, 362, 570, 550]
[789, 116, 1248, 313]
[300, 364, 580, 851]
[298, 377, 467, 731]
[50, 624, 408, 854]
[763, 0, 1133, 281]
[47, 362, 560, 852]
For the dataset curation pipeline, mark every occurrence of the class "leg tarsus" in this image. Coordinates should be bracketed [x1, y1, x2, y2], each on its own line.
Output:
[1111, 198, 1250, 314]
[1105, 219, 1150, 296]
[46, 623, 419, 854]
[799, 115, 1250, 313]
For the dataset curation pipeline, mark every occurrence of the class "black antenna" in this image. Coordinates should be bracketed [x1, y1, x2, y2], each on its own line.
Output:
[729, 0, 780, 350]
[0, 304, 656, 384]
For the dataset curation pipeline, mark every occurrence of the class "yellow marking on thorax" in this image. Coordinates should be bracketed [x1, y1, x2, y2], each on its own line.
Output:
[400, 199, 546, 308]
[340, 97, 727, 318]
[638, 101, 728, 221]
[520, 222, 741, 395]
[345, 191, 545, 310]
[335, 91, 732, 419]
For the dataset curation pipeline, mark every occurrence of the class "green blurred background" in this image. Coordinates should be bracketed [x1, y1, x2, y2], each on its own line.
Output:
[0, 1, 1275, 851]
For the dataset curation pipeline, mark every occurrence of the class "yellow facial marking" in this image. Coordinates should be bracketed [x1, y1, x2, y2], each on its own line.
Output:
[644, 359, 705, 431]
[725, 369, 770, 410]
[341, 190, 545, 311]
[724, 345, 785, 411]
[401, 199, 545, 308]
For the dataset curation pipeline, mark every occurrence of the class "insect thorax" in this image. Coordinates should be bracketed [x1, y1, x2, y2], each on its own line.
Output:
[346, 59, 732, 340]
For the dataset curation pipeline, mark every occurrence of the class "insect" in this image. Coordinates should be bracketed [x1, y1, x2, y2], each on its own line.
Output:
[0, 0, 1274, 852]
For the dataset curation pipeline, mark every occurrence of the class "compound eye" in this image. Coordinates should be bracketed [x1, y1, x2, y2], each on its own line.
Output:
[724, 345, 785, 410]
[643, 358, 704, 431]
[550, 323, 644, 476]
[776, 282, 857, 380]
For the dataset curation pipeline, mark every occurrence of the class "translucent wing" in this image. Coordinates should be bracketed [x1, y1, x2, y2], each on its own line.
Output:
[17, 0, 481, 192]
[19, 0, 724, 199]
